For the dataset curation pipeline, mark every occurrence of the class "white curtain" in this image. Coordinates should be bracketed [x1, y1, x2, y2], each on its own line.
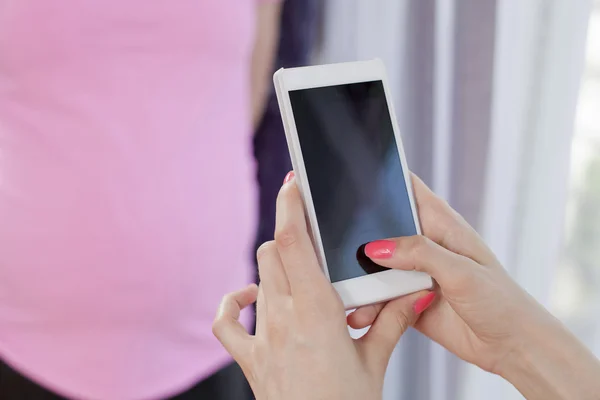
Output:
[315, 0, 592, 399]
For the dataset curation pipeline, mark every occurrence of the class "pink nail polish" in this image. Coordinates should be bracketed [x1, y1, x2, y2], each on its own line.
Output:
[283, 171, 295, 184]
[414, 292, 436, 314]
[364, 240, 396, 259]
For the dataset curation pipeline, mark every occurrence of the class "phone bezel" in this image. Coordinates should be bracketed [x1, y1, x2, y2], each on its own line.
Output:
[273, 59, 432, 309]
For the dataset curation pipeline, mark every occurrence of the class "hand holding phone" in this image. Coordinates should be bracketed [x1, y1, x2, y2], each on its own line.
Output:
[213, 179, 433, 400]
[215, 171, 600, 400]
[273, 60, 432, 308]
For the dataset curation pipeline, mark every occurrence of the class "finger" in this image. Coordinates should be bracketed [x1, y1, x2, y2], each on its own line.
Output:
[256, 241, 290, 297]
[364, 235, 478, 289]
[347, 277, 439, 329]
[274, 175, 330, 295]
[347, 303, 384, 329]
[358, 290, 435, 366]
[413, 298, 466, 352]
[411, 174, 497, 266]
[212, 284, 258, 363]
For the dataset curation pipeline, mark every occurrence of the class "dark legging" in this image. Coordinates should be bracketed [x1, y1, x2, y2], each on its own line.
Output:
[0, 359, 251, 400]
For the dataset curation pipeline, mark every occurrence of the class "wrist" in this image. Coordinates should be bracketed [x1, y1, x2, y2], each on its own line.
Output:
[496, 311, 600, 400]
[497, 313, 564, 398]
[493, 298, 558, 378]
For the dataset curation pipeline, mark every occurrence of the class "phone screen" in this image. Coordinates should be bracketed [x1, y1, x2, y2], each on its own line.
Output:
[288, 80, 417, 283]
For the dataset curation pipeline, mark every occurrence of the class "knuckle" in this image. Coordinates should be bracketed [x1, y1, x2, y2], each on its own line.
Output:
[256, 241, 277, 262]
[410, 236, 429, 259]
[274, 225, 299, 249]
[221, 292, 235, 305]
[394, 311, 411, 332]
[212, 318, 226, 338]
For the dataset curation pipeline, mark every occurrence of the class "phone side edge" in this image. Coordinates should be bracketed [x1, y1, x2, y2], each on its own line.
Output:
[273, 71, 333, 282]
[380, 63, 433, 289]
[334, 269, 434, 310]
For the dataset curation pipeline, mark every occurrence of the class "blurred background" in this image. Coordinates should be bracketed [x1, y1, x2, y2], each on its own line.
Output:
[5, 0, 598, 398]
[259, 0, 600, 399]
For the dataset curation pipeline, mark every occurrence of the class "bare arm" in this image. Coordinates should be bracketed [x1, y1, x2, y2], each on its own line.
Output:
[499, 319, 600, 400]
[348, 175, 600, 400]
[250, 1, 282, 130]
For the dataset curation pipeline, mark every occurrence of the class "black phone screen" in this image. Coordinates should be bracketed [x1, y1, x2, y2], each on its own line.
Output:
[288, 80, 417, 283]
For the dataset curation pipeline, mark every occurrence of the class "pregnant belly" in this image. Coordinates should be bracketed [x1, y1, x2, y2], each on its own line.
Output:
[0, 153, 256, 330]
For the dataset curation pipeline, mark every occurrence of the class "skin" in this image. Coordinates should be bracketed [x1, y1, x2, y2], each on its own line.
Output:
[214, 174, 600, 400]
[213, 175, 433, 399]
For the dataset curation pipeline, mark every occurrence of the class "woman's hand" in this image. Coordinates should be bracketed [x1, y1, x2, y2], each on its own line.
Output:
[349, 175, 600, 399]
[349, 175, 556, 374]
[213, 174, 434, 400]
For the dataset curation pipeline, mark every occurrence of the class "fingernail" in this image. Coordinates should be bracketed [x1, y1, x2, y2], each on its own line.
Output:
[364, 240, 396, 259]
[283, 171, 295, 184]
[414, 292, 436, 314]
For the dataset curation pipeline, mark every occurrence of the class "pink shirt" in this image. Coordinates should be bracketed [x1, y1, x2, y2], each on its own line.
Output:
[0, 1, 259, 399]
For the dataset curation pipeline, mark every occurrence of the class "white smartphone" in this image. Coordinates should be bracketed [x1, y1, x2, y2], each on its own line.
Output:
[273, 59, 432, 309]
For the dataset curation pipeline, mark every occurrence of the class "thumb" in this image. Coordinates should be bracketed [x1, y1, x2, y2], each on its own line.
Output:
[364, 236, 476, 289]
[357, 290, 436, 368]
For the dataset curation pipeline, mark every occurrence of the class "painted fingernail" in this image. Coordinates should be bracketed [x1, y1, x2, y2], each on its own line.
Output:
[364, 240, 396, 259]
[283, 171, 295, 184]
[414, 292, 436, 314]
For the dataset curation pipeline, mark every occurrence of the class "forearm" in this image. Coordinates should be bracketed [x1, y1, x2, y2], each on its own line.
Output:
[500, 318, 600, 399]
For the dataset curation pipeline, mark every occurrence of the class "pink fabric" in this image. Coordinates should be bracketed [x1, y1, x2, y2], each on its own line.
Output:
[0, 1, 259, 399]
